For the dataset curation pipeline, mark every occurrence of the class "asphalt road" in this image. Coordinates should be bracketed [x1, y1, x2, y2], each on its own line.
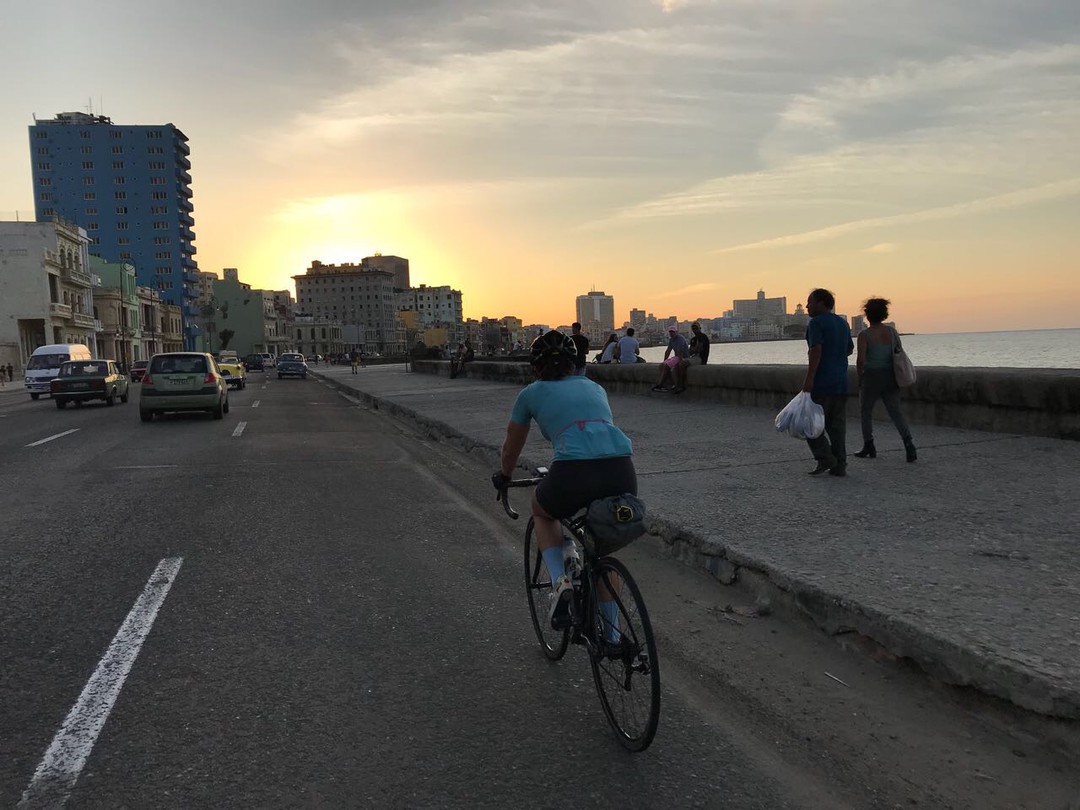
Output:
[0, 373, 1076, 809]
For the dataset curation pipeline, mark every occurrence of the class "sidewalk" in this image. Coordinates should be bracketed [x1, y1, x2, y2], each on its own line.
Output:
[313, 363, 1080, 719]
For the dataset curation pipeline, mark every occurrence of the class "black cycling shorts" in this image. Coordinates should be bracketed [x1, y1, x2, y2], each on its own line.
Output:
[536, 456, 637, 519]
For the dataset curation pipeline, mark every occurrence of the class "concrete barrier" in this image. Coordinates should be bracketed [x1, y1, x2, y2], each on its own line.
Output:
[414, 359, 1080, 440]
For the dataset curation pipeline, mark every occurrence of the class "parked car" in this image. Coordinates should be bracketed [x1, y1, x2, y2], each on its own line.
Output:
[50, 360, 130, 409]
[217, 357, 247, 390]
[277, 352, 309, 379]
[139, 352, 229, 422]
[243, 354, 265, 372]
[260, 352, 276, 368]
[129, 359, 150, 382]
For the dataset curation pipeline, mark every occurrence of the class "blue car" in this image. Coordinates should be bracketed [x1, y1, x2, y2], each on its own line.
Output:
[277, 352, 308, 379]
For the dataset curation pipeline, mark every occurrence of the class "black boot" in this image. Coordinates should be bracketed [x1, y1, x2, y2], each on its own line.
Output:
[854, 441, 876, 459]
[904, 438, 917, 463]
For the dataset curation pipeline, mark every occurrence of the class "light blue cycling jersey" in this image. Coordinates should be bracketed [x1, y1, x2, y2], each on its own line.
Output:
[509, 376, 633, 461]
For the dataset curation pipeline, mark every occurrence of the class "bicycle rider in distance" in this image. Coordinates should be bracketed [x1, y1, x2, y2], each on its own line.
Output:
[492, 330, 638, 632]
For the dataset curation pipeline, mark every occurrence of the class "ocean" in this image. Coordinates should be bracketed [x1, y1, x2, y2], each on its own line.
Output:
[632, 328, 1080, 370]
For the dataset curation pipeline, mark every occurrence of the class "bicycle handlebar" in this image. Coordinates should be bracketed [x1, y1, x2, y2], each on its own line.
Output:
[496, 477, 544, 520]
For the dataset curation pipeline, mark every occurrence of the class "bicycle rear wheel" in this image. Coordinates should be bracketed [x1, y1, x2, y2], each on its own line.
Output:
[588, 556, 660, 751]
[523, 517, 570, 660]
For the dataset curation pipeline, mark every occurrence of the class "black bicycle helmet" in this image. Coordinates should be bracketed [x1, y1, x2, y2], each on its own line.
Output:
[530, 329, 577, 371]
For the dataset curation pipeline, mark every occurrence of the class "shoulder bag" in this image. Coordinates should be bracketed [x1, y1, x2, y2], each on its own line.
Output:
[889, 327, 917, 387]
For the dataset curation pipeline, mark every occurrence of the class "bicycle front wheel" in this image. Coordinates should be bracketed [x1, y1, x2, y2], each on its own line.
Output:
[589, 556, 661, 751]
[524, 517, 570, 660]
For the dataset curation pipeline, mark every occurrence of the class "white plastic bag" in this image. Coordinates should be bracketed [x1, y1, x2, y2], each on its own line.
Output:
[774, 392, 825, 439]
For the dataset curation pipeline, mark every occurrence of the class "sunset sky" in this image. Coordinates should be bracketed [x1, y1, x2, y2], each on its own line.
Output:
[2, 0, 1078, 333]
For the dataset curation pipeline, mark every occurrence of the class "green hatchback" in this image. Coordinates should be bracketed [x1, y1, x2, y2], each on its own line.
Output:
[139, 352, 230, 422]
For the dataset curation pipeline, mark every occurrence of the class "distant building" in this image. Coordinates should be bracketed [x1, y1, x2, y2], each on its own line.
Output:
[395, 284, 464, 345]
[293, 259, 402, 354]
[575, 290, 615, 345]
[0, 219, 97, 370]
[729, 290, 787, 320]
[361, 254, 410, 289]
[851, 315, 867, 333]
[28, 111, 199, 347]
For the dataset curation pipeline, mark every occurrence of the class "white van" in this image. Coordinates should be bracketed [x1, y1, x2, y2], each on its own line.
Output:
[25, 343, 93, 400]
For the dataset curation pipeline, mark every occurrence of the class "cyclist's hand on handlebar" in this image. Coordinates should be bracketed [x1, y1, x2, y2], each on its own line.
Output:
[491, 471, 510, 491]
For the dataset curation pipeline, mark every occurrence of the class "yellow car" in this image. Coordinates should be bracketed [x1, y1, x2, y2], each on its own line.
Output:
[216, 357, 247, 390]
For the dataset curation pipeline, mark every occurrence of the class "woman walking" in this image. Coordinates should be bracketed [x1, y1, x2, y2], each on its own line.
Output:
[855, 298, 917, 462]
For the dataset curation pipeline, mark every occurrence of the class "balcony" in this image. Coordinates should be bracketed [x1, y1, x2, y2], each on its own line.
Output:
[72, 312, 96, 329]
[49, 302, 72, 319]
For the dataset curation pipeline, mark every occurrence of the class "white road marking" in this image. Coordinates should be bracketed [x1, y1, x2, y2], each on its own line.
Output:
[109, 465, 178, 470]
[19, 557, 183, 809]
[25, 429, 79, 448]
[252, 400, 260, 408]
[232, 421, 247, 437]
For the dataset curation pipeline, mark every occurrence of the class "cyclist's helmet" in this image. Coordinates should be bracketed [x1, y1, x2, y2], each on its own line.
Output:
[530, 329, 577, 373]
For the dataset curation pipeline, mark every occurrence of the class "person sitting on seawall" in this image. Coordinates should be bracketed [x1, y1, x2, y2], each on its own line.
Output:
[675, 322, 710, 390]
[493, 330, 637, 632]
[652, 326, 689, 392]
[855, 297, 917, 462]
[597, 333, 618, 363]
[615, 327, 641, 363]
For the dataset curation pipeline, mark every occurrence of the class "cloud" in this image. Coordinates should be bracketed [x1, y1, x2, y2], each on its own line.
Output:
[865, 243, 897, 254]
[712, 177, 1080, 253]
[654, 282, 721, 298]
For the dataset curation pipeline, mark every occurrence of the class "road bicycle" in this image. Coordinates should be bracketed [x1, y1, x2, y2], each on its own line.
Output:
[498, 469, 660, 751]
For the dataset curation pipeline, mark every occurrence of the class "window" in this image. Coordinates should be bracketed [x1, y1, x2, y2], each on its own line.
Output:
[153, 236, 169, 245]
[83, 177, 95, 185]
[152, 221, 168, 230]
[112, 161, 124, 170]
[35, 130, 47, 139]
[87, 222, 98, 231]
[39, 192, 52, 201]
[154, 251, 172, 259]
[151, 191, 168, 200]
[116, 206, 128, 215]
[84, 192, 96, 201]
[111, 130, 123, 139]
[85, 207, 98, 215]
[117, 222, 128, 230]
[80, 131, 90, 139]
[38, 177, 51, 186]
[81, 145, 91, 154]
[120, 252, 131, 260]
[114, 176, 125, 185]
[38, 162, 50, 170]
[151, 206, 167, 214]
[146, 131, 162, 139]
[147, 146, 164, 154]
[114, 191, 126, 200]
[150, 177, 166, 185]
[118, 237, 130, 245]
[112, 146, 123, 154]
[42, 207, 55, 216]
[149, 161, 166, 170]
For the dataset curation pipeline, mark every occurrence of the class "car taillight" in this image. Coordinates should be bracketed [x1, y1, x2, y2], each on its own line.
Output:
[204, 372, 218, 384]
[142, 374, 153, 387]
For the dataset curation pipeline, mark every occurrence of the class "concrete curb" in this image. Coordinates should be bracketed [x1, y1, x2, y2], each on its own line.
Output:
[314, 370, 1080, 719]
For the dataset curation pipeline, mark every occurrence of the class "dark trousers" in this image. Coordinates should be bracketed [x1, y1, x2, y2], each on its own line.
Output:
[806, 393, 848, 469]
[860, 369, 911, 443]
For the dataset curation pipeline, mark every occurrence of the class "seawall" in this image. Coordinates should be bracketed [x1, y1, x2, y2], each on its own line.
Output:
[415, 360, 1080, 440]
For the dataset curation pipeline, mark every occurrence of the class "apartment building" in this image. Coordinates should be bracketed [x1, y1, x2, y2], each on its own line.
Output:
[293, 259, 401, 354]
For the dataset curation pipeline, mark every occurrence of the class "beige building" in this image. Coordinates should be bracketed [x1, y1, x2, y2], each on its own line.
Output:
[293, 260, 402, 354]
[575, 291, 615, 345]
[0, 219, 98, 372]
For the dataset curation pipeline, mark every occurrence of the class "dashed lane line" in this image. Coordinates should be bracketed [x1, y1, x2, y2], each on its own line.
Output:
[252, 400, 260, 408]
[25, 429, 79, 448]
[19, 557, 184, 809]
[232, 421, 247, 438]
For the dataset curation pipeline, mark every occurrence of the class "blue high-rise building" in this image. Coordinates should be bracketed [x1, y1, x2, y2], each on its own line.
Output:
[29, 111, 199, 347]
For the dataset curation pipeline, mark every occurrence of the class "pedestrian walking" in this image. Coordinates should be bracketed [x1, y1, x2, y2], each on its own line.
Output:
[854, 298, 917, 462]
[5, 363, 12, 383]
[801, 288, 854, 476]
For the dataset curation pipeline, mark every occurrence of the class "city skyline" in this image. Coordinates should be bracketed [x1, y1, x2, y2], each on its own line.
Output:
[2, 2, 1078, 335]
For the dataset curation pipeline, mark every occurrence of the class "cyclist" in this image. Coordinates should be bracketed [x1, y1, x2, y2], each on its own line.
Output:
[492, 330, 637, 632]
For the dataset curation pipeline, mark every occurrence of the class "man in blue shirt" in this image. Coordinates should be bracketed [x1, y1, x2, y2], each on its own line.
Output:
[801, 288, 854, 476]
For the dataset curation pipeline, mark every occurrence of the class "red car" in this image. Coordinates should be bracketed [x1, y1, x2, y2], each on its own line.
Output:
[129, 359, 149, 382]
